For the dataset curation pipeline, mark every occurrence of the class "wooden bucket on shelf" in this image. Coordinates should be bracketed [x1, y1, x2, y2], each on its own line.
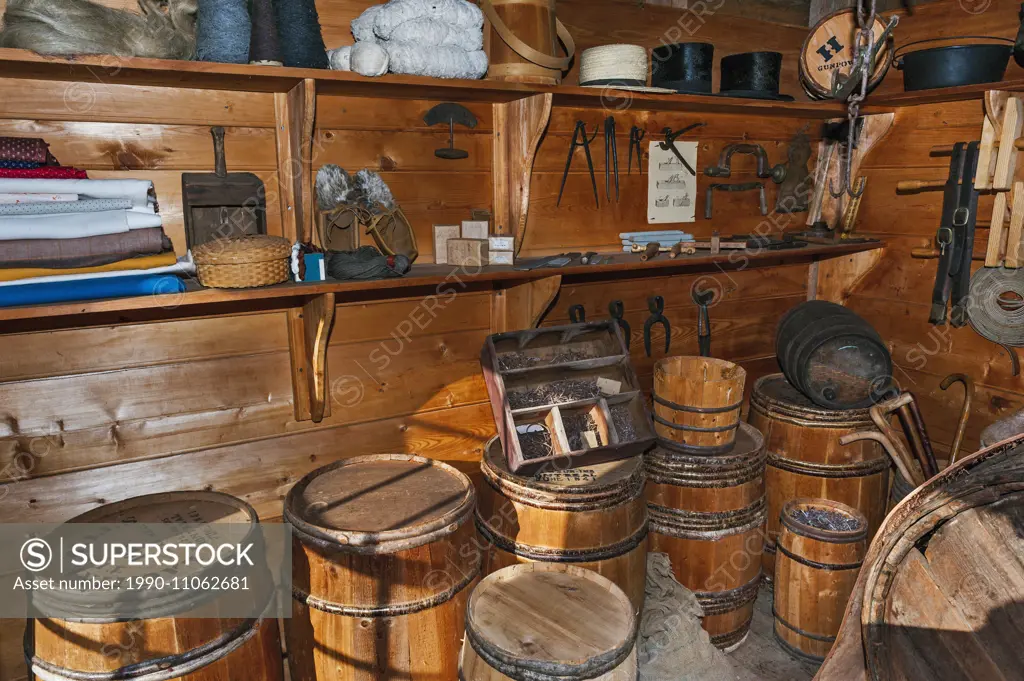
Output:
[748, 373, 888, 583]
[800, 9, 892, 100]
[773, 498, 868, 662]
[481, 0, 575, 84]
[645, 422, 766, 649]
[285, 455, 480, 681]
[652, 356, 746, 455]
[460, 563, 638, 681]
[29, 492, 283, 681]
[477, 436, 649, 611]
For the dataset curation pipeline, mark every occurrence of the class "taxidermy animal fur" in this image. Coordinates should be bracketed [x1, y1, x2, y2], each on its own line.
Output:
[0, 0, 198, 59]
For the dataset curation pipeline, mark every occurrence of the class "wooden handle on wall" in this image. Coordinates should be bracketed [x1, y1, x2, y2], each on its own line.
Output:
[931, 139, 1024, 155]
[897, 179, 946, 192]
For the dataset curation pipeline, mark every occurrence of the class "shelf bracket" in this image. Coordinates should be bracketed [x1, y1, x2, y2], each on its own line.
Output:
[491, 275, 561, 333]
[493, 93, 553, 258]
[275, 77, 316, 243]
[288, 293, 336, 423]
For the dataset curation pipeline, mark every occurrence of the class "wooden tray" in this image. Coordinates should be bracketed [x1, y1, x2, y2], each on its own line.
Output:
[481, 321, 656, 473]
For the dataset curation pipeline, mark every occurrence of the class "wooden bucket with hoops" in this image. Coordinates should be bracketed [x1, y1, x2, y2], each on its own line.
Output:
[481, 0, 576, 85]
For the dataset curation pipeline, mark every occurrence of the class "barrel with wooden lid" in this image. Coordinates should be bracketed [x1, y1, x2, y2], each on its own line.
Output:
[476, 436, 648, 611]
[645, 422, 766, 649]
[800, 8, 892, 100]
[748, 373, 888, 582]
[773, 498, 868, 662]
[652, 356, 746, 455]
[285, 454, 480, 681]
[460, 563, 638, 681]
[29, 491, 284, 681]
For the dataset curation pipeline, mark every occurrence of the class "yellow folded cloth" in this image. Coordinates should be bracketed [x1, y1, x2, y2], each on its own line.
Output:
[0, 251, 178, 282]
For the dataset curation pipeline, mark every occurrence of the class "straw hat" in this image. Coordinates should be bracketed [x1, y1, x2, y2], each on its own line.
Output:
[579, 44, 676, 93]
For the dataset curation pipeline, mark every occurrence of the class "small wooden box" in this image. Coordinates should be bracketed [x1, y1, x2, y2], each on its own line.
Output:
[481, 321, 656, 473]
[462, 220, 489, 240]
[448, 238, 489, 267]
[433, 224, 461, 264]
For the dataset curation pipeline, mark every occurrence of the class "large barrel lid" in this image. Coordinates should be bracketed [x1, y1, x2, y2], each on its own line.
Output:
[481, 436, 644, 508]
[750, 373, 873, 426]
[285, 454, 475, 554]
[71, 490, 257, 525]
[465, 563, 637, 680]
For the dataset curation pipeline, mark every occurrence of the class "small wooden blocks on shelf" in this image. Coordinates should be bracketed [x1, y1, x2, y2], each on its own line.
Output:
[481, 321, 656, 472]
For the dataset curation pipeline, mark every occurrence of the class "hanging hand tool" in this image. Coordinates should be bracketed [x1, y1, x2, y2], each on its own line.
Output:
[775, 130, 812, 213]
[941, 373, 974, 466]
[628, 126, 645, 174]
[568, 304, 586, 323]
[705, 182, 767, 219]
[423, 103, 479, 160]
[604, 116, 619, 202]
[558, 121, 599, 209]
[704, 143, 786, 183]
[609, 300, 631, 349]
[928, 141, 980, 326]
[644, 295, 671, 358]
[691, 286, 713, 357]
[659, 123, 705, 176]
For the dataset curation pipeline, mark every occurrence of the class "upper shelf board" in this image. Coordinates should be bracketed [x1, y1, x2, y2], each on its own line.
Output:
[0, 48, 858, 117]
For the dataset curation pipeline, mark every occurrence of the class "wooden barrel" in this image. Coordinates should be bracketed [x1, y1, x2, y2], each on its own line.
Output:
[800, 9, 892, 100]
[773, 498, 867, 662]
[477, 436, 648, 611]
[645, 422, 766, 649]
[749, 373, 888, 582]
[653, 356, 746, 455]
[483, 0, 573, 85]
[776, 300, 892, 410]
[29, 491, 284, 681]
[285, 454, 480, 681]
[460, 563, 638, 681]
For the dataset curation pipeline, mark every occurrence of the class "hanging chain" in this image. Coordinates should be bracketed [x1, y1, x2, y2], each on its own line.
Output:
[830, 0, 877, 199]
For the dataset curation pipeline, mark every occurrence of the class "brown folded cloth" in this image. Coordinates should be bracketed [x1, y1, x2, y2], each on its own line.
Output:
[0, 228, 171, 269]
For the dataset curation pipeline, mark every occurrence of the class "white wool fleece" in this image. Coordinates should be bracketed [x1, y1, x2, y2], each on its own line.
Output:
[386, 18, 483, 50]
[373, 0, 482, 35]
[384, 42, 487, 79]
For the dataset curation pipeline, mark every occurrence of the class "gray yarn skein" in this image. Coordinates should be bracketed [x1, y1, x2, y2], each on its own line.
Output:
[196, 0, 250, 64]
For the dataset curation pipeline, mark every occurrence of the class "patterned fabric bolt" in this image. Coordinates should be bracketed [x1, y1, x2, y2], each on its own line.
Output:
[0, 137, 53, 164]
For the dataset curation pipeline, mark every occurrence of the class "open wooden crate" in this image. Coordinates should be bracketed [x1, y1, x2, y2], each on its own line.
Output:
[481, 321, 656, 473]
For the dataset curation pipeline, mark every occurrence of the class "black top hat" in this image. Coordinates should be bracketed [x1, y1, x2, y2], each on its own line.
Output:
[651, 42, 714, 94]
[717, 51, 794, 101]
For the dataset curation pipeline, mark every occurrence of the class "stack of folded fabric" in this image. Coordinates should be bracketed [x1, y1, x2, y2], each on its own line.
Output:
[0, 137, 88, 179]
[0, 160, 196, 307]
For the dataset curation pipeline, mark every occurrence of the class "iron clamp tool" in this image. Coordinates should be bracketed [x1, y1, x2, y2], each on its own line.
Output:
[644, 295, 671, 358]
[704, 143, 786, 183]
[609, 300, 631, 349]
[557, 121, 599, 209]
[659, 123, 705, 176]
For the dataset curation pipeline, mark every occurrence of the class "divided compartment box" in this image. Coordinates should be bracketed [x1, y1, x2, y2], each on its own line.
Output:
[482, 321, 656, 472]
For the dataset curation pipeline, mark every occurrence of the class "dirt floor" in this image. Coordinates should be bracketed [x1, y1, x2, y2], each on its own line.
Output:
[726, 589, 821, 681]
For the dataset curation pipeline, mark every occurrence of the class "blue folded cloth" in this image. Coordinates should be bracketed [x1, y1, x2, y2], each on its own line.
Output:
[0, 274, 186, 307]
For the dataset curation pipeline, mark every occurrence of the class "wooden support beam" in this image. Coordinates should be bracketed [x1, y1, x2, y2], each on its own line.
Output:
[288, 293, 336, 423]
[493, 93, 553, 257]
[490, 275, 562, 333]
[274, 77, 316, 243]
[993, 96, 1024, 192]
[815, 249, 885, 305]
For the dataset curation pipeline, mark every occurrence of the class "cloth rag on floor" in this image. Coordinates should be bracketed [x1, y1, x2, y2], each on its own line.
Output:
[0, 250, 177, 281]
[0, 228, 170, 269]
[0, 179, 153, 209]
[0, 198, 132, 216]
[0, 253, 195, 288]
[0, 210, 163, 240]
[0, 167, 88, 179]
[0, 274, 186, 308]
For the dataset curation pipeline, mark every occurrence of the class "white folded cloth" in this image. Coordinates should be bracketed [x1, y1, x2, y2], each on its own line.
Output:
[0, 179, 154, 210]
[0, 210, 163, 240]
[0, 193, 79, 204]
[0, 198, 133, 216]
[0, 253, 195, 287]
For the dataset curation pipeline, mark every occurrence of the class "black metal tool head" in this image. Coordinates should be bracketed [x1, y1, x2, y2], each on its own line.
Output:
[609, 300, 631, 349]
[424, 103, 478, 160]
[569, 304, 586, 324]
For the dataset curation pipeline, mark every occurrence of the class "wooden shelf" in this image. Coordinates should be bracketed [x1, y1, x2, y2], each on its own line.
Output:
[869, 80, 1024, 107]
[0, 48, 857, 118]
[0, 241, 882, 328]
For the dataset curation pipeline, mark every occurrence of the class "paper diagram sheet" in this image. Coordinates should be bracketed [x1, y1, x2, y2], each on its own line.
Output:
[647, 140, 697, 224]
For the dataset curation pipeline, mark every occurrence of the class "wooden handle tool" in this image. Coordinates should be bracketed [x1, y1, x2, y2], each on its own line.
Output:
[897, 179, 947, 192]
[640, 242, 661, 261]
[669, 242, 696, 258]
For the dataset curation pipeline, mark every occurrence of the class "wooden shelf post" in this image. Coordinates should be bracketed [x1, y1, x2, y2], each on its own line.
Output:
[288, 293, 336, 423]
[275, 77, 316, 243]
[493, 93, 553, 257]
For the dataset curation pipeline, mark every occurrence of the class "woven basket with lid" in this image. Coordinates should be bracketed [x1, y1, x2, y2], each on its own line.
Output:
[193, 235, 292, 288]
